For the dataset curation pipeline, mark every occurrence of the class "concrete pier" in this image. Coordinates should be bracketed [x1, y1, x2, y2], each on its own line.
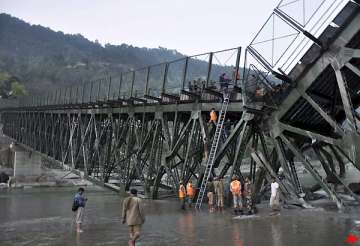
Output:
[13, 148, 42, 182]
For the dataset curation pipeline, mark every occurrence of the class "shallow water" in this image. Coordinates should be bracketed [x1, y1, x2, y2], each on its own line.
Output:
[0, 187, 359, 246]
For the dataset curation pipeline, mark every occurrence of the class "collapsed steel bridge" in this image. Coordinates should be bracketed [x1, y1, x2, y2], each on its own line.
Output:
[1, 0, 360, 208]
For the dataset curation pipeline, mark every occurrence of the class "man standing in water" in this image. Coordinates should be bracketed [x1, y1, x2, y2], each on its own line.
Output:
[230, 176, 242, 215]
[244, 176, 254, 215]
[186, 180, 194, 208]
[207, 177, 215, 213]
[214, 176, 225, 211]
[122, 188, 146, 246]
[73, 187, 87, 233]
[178, 181, 186, 210]
[270, 177, 280, 213]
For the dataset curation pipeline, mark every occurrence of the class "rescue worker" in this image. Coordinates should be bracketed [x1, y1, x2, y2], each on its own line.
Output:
[179, 181, 186, 210]
[209, 108, 217, 124]
[214, 176, 225, 211]
[244, 176, 254, 215]
[186, 181, 194, 208]
[230, 176, 243, 215]
[219, 73, 230, 92]
[206, 177, 215, 213]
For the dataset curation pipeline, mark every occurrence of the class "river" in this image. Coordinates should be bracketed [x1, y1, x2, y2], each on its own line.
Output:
[0, 187, 359, 246]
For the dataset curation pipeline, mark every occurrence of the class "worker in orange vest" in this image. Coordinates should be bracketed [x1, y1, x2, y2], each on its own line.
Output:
[209, 108, 217, 124]
[230, 175, 243, 215]
[178, 181, 186, 210]
[186, 181, 195, 208]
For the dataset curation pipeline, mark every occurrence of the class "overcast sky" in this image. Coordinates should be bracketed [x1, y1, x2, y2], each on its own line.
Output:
[0, 0, 279, 55]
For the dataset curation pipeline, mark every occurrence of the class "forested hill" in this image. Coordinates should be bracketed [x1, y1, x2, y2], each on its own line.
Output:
[0, 13, 186, 95]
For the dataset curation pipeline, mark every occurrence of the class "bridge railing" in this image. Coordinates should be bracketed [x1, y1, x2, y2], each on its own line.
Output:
[248, 0, 349, 75]
[14, 46, 242, 108]
[147, 63, 166, 99]
[133, 68, 147, 100]
[0, 99, 19, 109]
[164, 57, 187, 97]
[121, 71, 134, 100]
[242, 0, 350, 107]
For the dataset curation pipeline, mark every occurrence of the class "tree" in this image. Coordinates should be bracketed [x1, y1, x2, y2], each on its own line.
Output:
[11, 81, 27, 96]
[0, 71, 27, 98]
[0, 72, 11, 98]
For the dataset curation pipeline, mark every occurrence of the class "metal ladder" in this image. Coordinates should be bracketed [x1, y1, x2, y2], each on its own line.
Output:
[195, 94, 230, 209]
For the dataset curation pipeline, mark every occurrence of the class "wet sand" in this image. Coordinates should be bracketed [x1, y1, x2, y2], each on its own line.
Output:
[0, 187, 359, 246]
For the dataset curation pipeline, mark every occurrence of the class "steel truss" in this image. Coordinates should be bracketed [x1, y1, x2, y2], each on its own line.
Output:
[0, 108, 298, 201]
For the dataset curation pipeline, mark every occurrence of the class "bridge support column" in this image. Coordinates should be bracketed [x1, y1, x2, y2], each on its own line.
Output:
[13, 147, 42, 182]
[280, 134, 344, 209]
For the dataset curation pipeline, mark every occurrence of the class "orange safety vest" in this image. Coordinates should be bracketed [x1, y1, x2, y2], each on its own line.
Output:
[230, 180, 241, 195]
[186, 183, 194, 197]
[179, 184, 186, 198]
[210, 111, 217, 122]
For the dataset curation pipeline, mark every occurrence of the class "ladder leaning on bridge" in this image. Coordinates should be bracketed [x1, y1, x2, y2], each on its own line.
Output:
[195, 93, 229, 209]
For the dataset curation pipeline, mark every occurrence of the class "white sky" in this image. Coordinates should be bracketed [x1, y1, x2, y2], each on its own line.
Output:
[0, 0, 279, 55]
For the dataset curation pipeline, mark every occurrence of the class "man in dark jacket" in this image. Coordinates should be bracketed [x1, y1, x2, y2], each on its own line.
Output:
[74, 187, 87, 233]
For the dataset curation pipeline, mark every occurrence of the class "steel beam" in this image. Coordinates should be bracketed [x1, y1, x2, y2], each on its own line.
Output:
[280, 134, 344, 209]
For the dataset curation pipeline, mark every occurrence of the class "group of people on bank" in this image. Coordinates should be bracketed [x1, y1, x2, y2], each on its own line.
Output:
[178, 175, 281, 215]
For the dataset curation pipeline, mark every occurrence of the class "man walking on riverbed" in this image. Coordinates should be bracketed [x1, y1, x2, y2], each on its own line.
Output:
[122, 188, 146, 246]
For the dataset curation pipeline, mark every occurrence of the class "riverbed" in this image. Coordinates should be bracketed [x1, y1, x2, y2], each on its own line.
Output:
[0, 187, 359, 246]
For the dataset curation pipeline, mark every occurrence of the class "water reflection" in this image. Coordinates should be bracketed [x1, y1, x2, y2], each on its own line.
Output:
[76, 233, 81, 246]
[177, 212, 196, 246]
[232, 225, 244, 246]
[270, 220, 282, 246]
